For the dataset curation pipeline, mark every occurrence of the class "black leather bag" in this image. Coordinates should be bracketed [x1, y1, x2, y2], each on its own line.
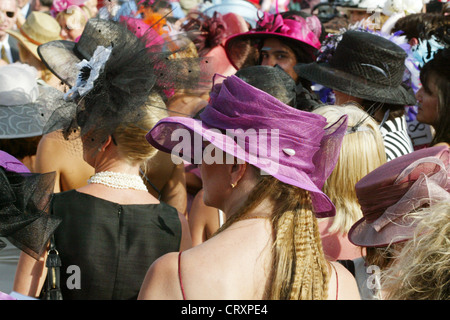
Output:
[41, 235, 63, 300]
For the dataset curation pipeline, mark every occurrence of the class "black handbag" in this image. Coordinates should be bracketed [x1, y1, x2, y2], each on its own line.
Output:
[42, 235, 63, 300]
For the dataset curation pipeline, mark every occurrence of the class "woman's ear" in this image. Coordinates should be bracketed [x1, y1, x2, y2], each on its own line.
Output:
[99, 135, 113, 152]
[230, 161, 247, 188]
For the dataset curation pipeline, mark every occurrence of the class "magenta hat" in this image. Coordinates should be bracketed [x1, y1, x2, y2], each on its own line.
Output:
[146, 75, 347, 217]
[349, 146, 450, 248]
[224, 12, 322, 70]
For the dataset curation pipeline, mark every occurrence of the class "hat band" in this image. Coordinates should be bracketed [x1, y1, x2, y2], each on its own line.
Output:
[19, 28, 43, 46]
[330, 44, 405, 87]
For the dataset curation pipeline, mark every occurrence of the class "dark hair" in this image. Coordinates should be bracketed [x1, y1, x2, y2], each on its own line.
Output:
[0, 136, 41, 160]
[360, 100, 406, 122]
[392, 13, 449, 41]
[420, 48, 450, 145]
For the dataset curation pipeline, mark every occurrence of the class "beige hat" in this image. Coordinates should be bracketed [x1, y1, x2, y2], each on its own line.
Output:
[7, 12, 62, 61]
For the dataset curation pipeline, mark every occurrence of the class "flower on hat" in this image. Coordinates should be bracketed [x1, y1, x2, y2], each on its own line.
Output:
[64, 45, 113, 101]
[50, 0, 87, 17]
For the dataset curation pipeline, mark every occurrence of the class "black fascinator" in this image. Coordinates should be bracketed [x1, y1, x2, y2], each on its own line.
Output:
[0, 151, 60, 260]
[37, 18, 213, 150]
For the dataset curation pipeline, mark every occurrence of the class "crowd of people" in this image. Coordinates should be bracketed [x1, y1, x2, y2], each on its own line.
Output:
[0, 0, 448, 301]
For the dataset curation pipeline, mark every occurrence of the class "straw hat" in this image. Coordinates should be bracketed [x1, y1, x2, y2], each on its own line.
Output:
[6, 12, 62, 61]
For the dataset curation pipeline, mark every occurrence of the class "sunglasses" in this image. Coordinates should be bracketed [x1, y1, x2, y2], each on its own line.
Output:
[1, 10, 15, 18]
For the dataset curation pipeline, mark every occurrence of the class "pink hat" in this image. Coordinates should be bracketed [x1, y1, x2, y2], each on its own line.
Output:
[224, 11, 322, 70]
[181, 12, 249, 76]
[147, 75, 348, 217]
[349, 146, 450, 247]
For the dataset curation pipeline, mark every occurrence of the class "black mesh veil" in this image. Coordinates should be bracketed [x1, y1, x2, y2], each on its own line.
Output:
[37, 18, 213, 152]
[0, 168, 60, 260]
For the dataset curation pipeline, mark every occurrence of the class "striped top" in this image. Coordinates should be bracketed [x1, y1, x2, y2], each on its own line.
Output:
[379, 116, 414, 162]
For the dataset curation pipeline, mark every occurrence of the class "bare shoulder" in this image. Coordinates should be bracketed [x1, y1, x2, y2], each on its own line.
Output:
[329, 261, 361, 300]
[138, 252, 183, 300]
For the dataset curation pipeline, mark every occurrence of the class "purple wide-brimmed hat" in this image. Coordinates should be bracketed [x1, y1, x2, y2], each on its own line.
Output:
[224, 11, 322, 70]
[147, 75, 348, 217]
[349, 145, 450, 248]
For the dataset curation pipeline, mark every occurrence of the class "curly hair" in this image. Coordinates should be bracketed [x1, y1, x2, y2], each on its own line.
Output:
[381, 201, 450, 300]
[392, 13, 449, 41]
[215, 170, 331, 300]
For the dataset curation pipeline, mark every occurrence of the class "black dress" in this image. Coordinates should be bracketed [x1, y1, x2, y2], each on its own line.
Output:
[51, 190, 181, 300]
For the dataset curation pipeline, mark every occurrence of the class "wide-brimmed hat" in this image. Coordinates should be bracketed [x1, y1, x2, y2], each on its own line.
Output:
[0, 63, 70, 139]
[37, 18, 141, 87]
[295, 30, 416, 106]
[224, 11, 323, 70]
[181, 11, 249, 76]
[38, 18, 212, 154]
[146, 75, 348, 218]
[348, 145, 450, 248]
[6, 11, 62, 61]
[200, 0, 261, 28]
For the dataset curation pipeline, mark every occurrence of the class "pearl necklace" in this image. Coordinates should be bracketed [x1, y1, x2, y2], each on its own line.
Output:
[87, 171, 148, 191]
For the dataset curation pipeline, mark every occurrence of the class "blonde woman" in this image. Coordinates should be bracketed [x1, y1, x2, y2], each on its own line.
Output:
[13, 18, 201, 300]
[382, 200, 450, 300]
[139, 75, 361, 300]
[313, 104, 387, 261]
[13, 93, 191, 299]
[56, 5, 89, 41]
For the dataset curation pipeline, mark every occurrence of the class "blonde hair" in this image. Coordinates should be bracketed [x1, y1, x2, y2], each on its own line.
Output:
[382, 201, 450, 300]
[56, 5, 89, 31]
[313, 104, 387, 234]
[217, 171, 330, 300]
[113, 92, 167, 173]
[17, 43, 55, 84]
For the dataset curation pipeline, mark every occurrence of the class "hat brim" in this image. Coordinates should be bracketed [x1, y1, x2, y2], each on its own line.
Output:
[0, 85, 67, 139]
[0, 103, 46, 138]
[201, 1, 259, 28]
[295, 62, 417, 106]
[147, 116, 337, 218]
[6, 30, 40, 61]
[348, 214, 417, 247]
[38, 40, 82, 87]
[225, 32, 319, 70]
